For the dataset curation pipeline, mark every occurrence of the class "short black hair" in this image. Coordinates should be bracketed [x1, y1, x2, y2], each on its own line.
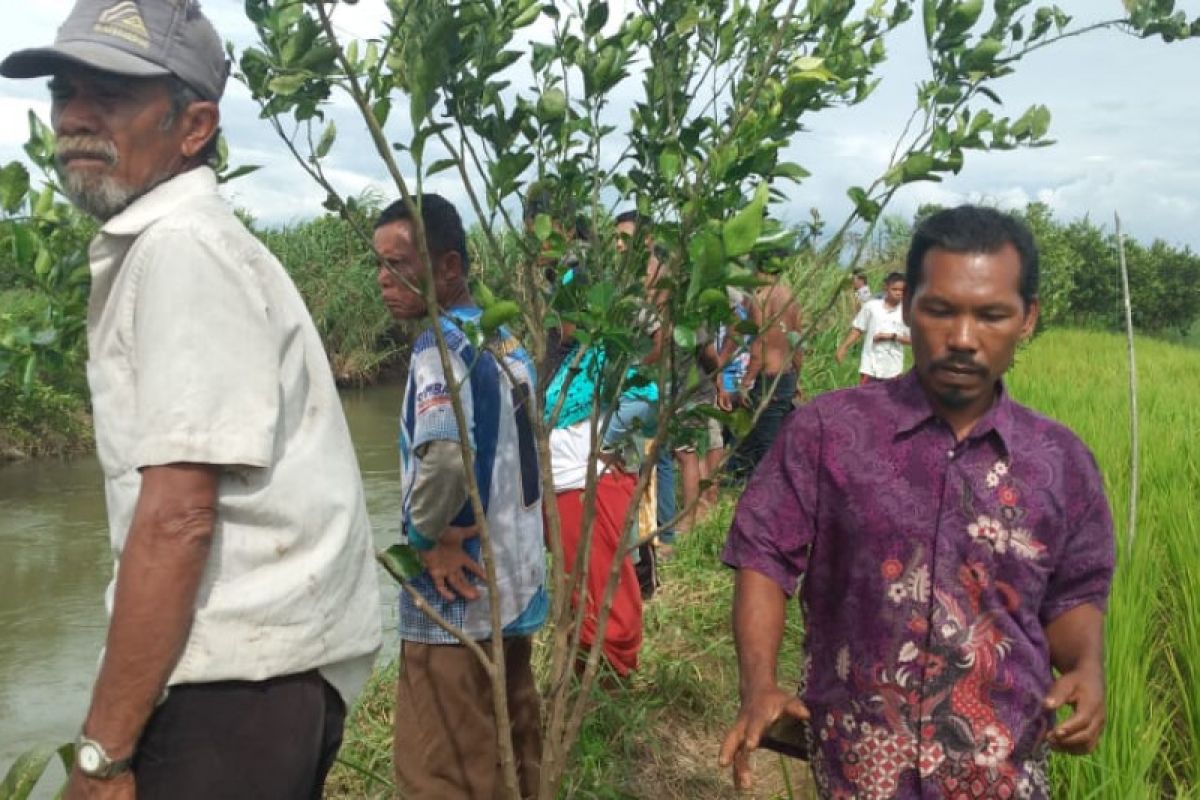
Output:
[374, 193, 470, 275]
[615, 210, 647, 226]
[905, 205, 1038, 308]
[884, 271, 905, 286]
[524, 180, 590, 241]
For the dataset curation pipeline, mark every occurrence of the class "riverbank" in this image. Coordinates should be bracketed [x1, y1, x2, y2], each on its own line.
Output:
[0, 383, 92, 462]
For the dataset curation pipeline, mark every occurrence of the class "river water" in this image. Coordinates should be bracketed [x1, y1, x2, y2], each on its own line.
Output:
[0, 385, 407, 790]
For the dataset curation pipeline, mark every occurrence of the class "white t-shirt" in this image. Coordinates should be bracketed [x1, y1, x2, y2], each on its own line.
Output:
[851, 297, 909, 379]
[85, 168, 381, 704]
[549, 422, 594, 492]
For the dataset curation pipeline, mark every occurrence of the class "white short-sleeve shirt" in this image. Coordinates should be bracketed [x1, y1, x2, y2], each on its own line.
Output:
[851, 297, 909, 379]
[85, 168, 381, 704]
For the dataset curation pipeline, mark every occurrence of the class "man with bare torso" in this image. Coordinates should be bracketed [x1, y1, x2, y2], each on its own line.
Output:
[723, 260, 803, 479]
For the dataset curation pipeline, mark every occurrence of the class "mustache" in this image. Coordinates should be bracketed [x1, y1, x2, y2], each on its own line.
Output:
[55, 136, 119, 166]
[932, 355, 986, 374]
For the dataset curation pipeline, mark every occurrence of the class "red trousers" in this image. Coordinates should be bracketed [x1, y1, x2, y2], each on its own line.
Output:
[554, 470, 643, 676]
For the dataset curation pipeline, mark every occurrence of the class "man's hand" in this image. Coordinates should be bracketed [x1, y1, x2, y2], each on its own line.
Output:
[65, 769, 135, 800]
[1044, 664, 1106, 754]
[419, 525, 486, 601]
[718, 685, 810, 790]
[834, 346, 847, 364]
[716, 388, 736, 412]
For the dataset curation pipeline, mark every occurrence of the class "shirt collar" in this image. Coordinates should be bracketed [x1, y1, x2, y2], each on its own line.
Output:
[891, 369, 1015, 453]
[99, 167, 219, 238]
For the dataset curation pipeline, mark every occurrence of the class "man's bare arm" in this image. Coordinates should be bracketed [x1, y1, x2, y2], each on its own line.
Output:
[835, 328, 862, 363]
[740, 295, 766, 390]
[1043, 603, 1107, 754]
[82, 463, 219, 758]
[719, 569, 809, 782]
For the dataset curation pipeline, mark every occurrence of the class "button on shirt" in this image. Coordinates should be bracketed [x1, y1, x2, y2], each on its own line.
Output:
[723, 371, 1114, 799]
[852, 297, 908, 379]
[86, 167, 382, 705]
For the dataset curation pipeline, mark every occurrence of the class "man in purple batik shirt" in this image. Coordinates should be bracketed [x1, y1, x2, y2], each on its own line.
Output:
[719, 206, 1115, 800]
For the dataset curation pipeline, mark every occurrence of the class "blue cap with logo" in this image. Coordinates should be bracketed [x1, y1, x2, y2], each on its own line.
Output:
[0, 0, 229, 101]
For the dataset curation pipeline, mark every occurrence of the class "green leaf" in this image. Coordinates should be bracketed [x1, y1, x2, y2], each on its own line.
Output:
[0, 161, 30, 213]
[687, 229, 726, 301]
[587, 282, 615, 313]
[901, 152, 936, 182]
[584, 0, 609, 35]
[267, 73, 307, 96]
[315, 121, 337, 159]
[217, 164, 262, 184]
[377, 545, 424, 584]
[533, 213, 553, 242]
[33, 249, 51, 277]
[22, 351, 38, 389]
[847, 186, 881, 223]
[946, 0, 984, 36]
[672, 325, 697, 349]
[0, 743, 62, 799]
[10, 224, 36, 269]
[481, 301, 521, 334]
[963, 37, 1004, 70]
[512, 0, 541, 28]
[722, 182, 769, 258]
[773, 162, 810, 182]
[657, 150, 681, 181]
[922, 0, 937, 46]
[425, 158, 459, 177]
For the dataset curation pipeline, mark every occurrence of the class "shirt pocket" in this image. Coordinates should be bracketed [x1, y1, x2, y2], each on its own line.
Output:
[86, 356, 136, 478]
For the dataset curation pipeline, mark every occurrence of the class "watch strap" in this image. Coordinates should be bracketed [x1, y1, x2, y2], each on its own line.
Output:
[75, 734, 134, 779]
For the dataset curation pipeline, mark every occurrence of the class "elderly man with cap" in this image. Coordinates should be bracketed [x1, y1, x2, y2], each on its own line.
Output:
[1, 2, 382, 798]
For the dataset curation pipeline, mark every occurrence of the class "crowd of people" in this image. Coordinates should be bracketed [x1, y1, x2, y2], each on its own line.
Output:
[2, 2, 1116, 799]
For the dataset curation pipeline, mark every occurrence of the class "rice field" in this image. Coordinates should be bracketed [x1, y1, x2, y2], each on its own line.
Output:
[1006, 329, 1199, 798]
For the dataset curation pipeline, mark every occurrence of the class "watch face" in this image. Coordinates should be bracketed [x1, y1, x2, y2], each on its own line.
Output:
[78, 743, 103, 773]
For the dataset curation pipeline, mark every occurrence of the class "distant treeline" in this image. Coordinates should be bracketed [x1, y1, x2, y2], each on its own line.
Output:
[2, 198, 1196, 458]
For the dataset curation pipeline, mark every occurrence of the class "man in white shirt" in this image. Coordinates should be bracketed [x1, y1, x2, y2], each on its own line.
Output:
[836, 272, 910, 383]
[852, 270, 873, 306]
[1, 3, 381, 798]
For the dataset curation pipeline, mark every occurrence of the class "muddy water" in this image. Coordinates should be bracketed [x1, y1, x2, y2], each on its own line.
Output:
[0, 385, 406, 790]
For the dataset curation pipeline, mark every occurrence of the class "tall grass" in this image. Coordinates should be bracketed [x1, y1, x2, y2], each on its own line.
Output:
[1008, 329, 1199, 797]
[252, 212, 404, 385]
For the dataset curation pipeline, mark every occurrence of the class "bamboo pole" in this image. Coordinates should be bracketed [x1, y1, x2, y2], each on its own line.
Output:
[1114, 212, 1138, 560]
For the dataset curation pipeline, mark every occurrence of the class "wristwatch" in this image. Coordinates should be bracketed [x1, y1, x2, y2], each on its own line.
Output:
[75, 734, 133, 779]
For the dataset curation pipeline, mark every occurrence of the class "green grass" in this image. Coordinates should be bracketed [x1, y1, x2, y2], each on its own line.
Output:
[329, 328, 1199, 799]
[1008, 329, 1199, 798]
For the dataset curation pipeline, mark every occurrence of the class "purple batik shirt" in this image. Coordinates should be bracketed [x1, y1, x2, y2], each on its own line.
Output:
[723, 371, 1114, 800]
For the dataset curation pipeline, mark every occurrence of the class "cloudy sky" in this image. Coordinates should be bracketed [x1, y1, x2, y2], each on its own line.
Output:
[1, 0, 1197, 250]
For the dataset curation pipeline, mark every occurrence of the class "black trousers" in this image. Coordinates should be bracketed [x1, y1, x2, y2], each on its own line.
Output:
[133, 670, 346, 800]
[728, 371, 796, 481]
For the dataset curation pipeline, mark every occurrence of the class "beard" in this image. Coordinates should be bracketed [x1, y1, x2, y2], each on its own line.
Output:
[55, 136, 173, 221]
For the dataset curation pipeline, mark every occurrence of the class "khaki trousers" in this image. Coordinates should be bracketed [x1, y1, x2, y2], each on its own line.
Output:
[394, 637, 542, 799]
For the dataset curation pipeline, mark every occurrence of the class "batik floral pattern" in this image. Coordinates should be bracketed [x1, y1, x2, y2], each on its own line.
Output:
[815, 469, 1051, 799]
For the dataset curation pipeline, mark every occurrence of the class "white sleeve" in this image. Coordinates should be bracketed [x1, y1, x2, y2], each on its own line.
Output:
[130, 226, 279, 469]
[851, 303, 870, 332]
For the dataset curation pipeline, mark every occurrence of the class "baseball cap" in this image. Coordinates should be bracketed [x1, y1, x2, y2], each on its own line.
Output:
[0, 0, 229, 101]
